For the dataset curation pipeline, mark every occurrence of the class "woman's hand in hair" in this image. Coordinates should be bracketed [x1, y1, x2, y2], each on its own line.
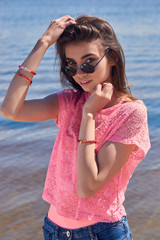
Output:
[41, 15, 76, 47]
[83, 82, 114, 117]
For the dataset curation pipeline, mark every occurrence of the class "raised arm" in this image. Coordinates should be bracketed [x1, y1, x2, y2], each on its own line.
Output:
[0, 16, 75, 122]
[77, 83, 135, 198]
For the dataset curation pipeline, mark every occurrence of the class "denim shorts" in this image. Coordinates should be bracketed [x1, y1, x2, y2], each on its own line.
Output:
[42, 215, 132, 240]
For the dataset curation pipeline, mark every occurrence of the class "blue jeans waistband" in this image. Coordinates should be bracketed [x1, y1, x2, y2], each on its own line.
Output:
[43, 215, 132, 240]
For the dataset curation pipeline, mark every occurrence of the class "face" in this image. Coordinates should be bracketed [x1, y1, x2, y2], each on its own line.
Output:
[64, 40, 114, 94]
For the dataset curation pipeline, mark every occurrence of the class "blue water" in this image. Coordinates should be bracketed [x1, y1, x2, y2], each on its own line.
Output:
[0, 0, 160, 239]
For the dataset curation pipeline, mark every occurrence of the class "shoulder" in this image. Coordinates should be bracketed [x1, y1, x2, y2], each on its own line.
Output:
[56, 89, 87, 107]
[56, 89, 78, 102]
[121, 98, 147, 114]
[56, 88, 76, 98]
[118, 100, 148, 128]
[56, 89, 85, 98]
[107, 99, 148, 126]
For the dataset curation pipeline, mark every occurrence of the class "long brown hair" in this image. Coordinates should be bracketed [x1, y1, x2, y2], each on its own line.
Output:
[56, 15, 136, 100]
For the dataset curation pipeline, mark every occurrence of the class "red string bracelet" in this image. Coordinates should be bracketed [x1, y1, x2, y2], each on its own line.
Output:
[15, 72, 32, 85]
[77, 140, 96, 144]
[18, 65, 36, 75]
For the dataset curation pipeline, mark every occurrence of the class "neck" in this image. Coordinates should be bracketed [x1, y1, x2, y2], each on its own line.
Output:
[104, 91, 123, 109]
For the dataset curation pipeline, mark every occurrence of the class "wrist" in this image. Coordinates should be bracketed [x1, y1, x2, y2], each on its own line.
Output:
[79, 111, 95, 141]
[82, 107, 96, 119]
[38, 36, 51, 49]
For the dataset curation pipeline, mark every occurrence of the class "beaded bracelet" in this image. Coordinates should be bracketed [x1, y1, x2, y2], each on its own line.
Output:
[15, 72, 32, 85]
[77, 140, 96, 144]
[18, 65, 36, 75]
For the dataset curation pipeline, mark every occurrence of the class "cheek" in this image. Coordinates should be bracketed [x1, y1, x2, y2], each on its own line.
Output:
[98, 64, 112, 80]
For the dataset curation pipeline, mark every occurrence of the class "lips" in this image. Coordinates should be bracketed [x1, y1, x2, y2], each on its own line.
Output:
[80, 80, 92, 85]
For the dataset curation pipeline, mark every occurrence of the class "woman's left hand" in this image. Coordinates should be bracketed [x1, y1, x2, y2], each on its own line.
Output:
[83, 82, 114, 117]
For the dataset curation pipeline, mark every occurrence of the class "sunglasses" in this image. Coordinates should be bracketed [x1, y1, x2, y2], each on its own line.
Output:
[62, 48, 110, 77]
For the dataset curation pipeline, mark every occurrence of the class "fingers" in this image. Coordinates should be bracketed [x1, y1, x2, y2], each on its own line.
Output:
[95, 82, 113, 94]
[102, 82, 113, 93]
[61, 15, 75, 22]
[44, 15, 76, 46]
[102, 81, 112, 88]
[95, 84, 102, 92]
[54, 15, 76, 28]
[52, 15, 74, 23]
[60, 15, 76, 27]
[93, 82, 113, 104]
[64, 18, 76, 28]
[64, 15, 75, 23]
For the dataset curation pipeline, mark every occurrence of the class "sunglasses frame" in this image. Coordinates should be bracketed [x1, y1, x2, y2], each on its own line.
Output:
[62, 48, 110, 77]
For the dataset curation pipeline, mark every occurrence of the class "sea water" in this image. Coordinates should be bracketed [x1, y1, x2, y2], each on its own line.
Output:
[0, 0, 160, 239]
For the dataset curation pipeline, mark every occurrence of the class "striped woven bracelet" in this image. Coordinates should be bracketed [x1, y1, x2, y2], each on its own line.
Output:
[18, 65, 36, 75]
[77, 140, 96, 144]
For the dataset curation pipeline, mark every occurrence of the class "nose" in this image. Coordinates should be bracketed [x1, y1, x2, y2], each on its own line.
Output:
[75, 67, 86, 76]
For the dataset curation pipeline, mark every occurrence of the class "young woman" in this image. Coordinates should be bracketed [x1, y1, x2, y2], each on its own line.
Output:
[1, 15, 150, 240]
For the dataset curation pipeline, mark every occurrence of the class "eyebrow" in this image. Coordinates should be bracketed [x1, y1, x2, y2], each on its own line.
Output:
[66, 53, 97, 61]
[81, 53, 97, 59]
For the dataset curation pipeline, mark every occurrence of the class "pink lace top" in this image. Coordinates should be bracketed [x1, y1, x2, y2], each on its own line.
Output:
[42, 89, 151, 223]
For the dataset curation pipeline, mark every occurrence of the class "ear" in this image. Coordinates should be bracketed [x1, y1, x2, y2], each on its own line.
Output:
[110, 59, 116, 67]
[107, 49, 119, 65]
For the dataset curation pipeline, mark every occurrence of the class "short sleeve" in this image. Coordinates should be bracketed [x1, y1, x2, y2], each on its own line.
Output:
[108, 105, 151, 160]
[55, 89, 75, 127]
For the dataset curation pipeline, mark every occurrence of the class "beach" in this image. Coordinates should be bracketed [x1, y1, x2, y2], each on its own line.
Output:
[0, 0, 160, 239]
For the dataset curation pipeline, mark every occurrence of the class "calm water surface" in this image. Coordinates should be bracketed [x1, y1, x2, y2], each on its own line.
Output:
[0, 0, 160, 239]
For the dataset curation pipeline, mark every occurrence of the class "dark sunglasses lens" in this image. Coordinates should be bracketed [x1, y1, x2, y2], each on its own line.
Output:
[64, 66, 76, 76]
[81, 63, 95, 73]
